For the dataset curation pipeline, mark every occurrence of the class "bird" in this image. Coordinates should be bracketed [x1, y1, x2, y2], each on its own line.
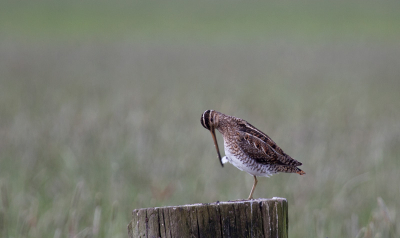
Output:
[200, 109, 305, 200]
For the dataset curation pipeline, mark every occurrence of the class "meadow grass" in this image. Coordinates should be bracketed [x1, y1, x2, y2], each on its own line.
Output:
[1, 0, 400, 237]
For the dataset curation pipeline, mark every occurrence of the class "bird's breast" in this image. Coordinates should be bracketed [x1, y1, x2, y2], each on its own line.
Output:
[223, 139, 274, 177]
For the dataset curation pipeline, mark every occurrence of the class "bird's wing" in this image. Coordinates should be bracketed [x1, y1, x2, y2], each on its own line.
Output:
[237, 131, 285, 165]
[237, 121, 302, 166]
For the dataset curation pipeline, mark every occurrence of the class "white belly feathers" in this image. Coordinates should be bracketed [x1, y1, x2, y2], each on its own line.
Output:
[223, 140, 274, 177]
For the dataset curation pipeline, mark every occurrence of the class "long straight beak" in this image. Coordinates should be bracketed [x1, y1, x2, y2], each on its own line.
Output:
[210, 127, 224, 167]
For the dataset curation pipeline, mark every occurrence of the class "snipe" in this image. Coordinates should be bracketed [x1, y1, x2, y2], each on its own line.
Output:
[201, 110, 305, 200]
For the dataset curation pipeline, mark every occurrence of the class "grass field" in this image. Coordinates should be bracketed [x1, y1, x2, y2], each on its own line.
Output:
[1, 0, 400, 237]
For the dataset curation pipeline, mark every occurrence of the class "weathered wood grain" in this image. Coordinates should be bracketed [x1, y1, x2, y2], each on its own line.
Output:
[128, 197, 288, 238]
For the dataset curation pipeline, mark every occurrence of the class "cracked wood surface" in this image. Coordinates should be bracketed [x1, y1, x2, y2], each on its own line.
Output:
[128, 197, 288, 238]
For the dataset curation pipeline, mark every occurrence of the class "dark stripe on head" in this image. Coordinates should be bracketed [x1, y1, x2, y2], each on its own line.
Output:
[201, 110, 211, 129]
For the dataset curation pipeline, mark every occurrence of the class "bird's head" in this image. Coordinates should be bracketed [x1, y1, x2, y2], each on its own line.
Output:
[200, 109, 220, 130]
[201, 110, 223, 167]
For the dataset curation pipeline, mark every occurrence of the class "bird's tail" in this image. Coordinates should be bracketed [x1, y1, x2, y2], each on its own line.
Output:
[296, 168, 306, 175]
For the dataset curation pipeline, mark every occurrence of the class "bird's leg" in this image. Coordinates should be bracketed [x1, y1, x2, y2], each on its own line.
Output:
[247, 175, 258, 200]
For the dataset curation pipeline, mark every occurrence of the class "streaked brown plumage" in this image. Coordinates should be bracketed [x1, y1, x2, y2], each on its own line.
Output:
[201, 110, 305, 199]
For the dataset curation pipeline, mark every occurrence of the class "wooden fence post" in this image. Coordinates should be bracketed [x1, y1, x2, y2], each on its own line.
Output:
[128, 197, 288, 238]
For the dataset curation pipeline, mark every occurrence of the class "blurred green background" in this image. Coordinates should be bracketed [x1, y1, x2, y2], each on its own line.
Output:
[1, 0, 400, 237]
